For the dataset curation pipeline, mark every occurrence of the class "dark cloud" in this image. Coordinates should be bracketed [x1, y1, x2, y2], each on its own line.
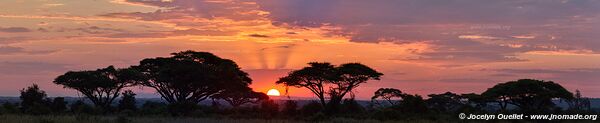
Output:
[75, 26, 125, 34]
[258, 0, 600, 26]
[494, 68, 568, 74]
[492, 68, 600, 85]
[0, 27, 32, 33]
[255, 0, 600, 63]
[0, 37, 30, 44]
[103, 0, 264, 22]
[0, 46, 59, 55]
[438, 78, 497, 83]
[104, 28, 236, 38]
[0, 61, 70, 75]
[248, 34, 270, 38]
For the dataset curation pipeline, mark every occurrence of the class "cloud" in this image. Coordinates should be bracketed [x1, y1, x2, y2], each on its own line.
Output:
[0, 46, 59, 55]
[0, 27, 32, 33]
[104, 28, 236, 38]
[254, 0, 600, 63]
[102, 0, 265, 22]
[248, 34, 270, 38]
[0, 61, 70, 75]
[74, 26, 126, 34]
[438, 78, 497, 83]
[492, 68, 600, 84]
[0, 37, 31, 44]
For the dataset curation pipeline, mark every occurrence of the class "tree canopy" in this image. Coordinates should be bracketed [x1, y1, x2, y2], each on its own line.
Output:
[54, 66, 141, 111]
[277, 62, 382, 114]
[211, 86, 268, 108]
[371, 88, 404, 106]
[482, 79, 574, 112]
[132, 50, 252, 115]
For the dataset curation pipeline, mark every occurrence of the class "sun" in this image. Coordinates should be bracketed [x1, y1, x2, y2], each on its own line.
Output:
[267, 89, 280, 96]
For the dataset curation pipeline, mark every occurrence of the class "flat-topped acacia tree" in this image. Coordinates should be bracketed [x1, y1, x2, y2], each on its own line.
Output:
[53, 66, 141, 112]
[277, 62, 382, 114]
[132, 50, 251, 116]
[211, 86, 269, 109]
[482, 79, 574, 113]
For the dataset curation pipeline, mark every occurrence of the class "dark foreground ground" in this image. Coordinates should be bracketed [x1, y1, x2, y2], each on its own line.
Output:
[1, 115, 598, 123]
[0, 115, 435, 123]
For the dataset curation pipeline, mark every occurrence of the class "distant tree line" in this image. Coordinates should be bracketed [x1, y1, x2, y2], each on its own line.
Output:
[0, 50, 595, 121]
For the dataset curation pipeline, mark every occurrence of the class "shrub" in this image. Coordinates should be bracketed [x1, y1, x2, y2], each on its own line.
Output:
[70, 100, 95, 114]
[282, 100, 298, 117]
[50, 97, 67, 113]
[139, 101, 168, 115]
[118, 90, 137, 112]
[300, 101, 323, 116]
[259, 99, 279, 118]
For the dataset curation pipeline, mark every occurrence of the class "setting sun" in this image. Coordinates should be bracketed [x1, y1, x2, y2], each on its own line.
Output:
[267, 89, 281, 96]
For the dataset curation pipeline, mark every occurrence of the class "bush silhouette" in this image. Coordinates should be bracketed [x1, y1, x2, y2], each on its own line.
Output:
[259, 99, 279, 118]
[19, 84, 51, 115]
[118, 90, 137, 112]
[50, 97, 67, 113]
[300, 101, 323, 116]
[139, 101, 168, 115]
[281, 100, 298, 117]
[70, 100, 95, 114]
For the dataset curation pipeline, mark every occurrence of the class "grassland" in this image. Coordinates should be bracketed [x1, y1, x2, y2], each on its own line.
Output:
[0, 115, 442, 123]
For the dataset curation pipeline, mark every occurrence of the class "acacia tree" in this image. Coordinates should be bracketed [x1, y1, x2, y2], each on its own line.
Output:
[328, 63, 383, 112]
[277, 62, 382, 114]
[371, 88, 404, 106]
[482, 79, 574, 113]
[133, 51, 251, 115]
[54, 66, 141, 111]
[370, 88, 427, 114]
[426, 92, 464, 113]
[211, 87, 268, 108]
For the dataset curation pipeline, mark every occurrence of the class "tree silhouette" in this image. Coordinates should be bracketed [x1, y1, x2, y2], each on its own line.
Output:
[328, 63, 383, 113]
[567, 90, 591, 112]
[371, 88, 403, 106]
[211, 87, 268, 108]
[370, 88, 428, 116]
[277, 62, 336, 109]
[392, 94, 428, 114]
[482, 79, 574, 113]
[133, 51, 251, 115]
[426, 92, 464, 113]
[118, 90, 137, 111]
[277, 62, 382, 114]
[54, 66, 141, 112]
[19, 84, 50, 114]
[460, 93, 488, 112]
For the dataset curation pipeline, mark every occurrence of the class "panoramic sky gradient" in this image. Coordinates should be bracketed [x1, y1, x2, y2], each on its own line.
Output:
[1, 0, 600, 99]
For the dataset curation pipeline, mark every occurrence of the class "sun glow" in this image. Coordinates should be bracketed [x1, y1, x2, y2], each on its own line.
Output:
[267, 89, 280, 96]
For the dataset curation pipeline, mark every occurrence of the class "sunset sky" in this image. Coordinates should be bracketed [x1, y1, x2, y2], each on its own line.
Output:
[1, 0, 600, 99]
